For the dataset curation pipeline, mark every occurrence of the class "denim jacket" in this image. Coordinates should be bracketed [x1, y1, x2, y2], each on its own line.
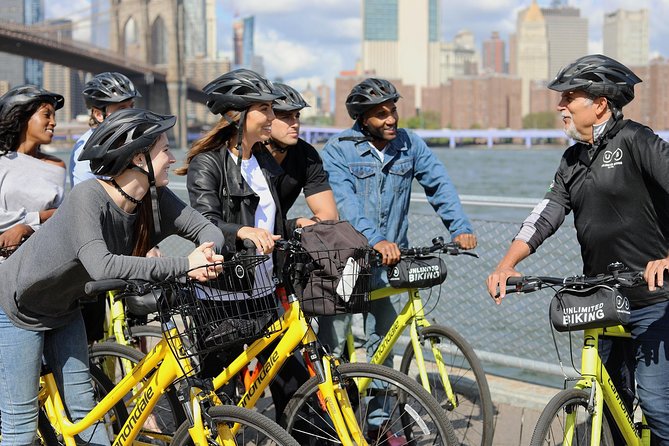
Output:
[321, 123, 473, 248]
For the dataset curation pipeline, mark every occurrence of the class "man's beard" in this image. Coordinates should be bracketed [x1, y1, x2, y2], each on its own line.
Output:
[563, 117, 589, 142]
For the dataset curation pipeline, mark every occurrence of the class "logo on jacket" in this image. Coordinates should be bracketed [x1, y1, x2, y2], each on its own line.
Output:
[601, 148, 623, 169]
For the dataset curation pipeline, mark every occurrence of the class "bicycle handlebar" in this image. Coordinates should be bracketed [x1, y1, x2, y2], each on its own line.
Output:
[504, 269, 645, 295]
[84, 279, 154, 296]
[400, 238, 478, 258]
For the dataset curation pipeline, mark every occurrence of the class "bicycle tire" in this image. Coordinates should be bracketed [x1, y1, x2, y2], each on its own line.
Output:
[529, 389, 615, 446]
[89, 341, 185, 444]
[171, 405, 300, 446]
[282, 362, 459, 446]
[126, 323, 164, 352]
[399, 324, 494, 446]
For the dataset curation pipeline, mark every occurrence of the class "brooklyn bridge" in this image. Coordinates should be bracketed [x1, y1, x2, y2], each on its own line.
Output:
[0, 0, 203, 148]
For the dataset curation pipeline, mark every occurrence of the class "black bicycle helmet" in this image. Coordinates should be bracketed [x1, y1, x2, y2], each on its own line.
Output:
[0, 85, 64, 117]
[79, 108, 175, 177]
[203, 68, 282, 115]
[82, 72, 141, 109]
[346, 78, 401, 120]
[548, 54, 642, 108]
[272, 83, 310, 112]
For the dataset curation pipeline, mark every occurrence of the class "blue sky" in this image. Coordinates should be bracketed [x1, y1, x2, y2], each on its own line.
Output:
[46, 0, 667, 90]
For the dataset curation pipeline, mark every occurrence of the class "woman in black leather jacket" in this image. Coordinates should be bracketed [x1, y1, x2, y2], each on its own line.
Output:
[175, 68, 309, 420]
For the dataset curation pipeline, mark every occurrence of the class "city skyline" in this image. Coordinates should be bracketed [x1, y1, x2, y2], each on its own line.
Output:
[44, 0, 668, 91]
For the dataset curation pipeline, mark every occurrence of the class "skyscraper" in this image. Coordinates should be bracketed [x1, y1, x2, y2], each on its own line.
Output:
[361, 0, 440, 104]
[541, 5, 587, 78]
[184, 0, 206, 58]
[0, 0, 43, 87]
[42, 19, 86, 120]
[231, 16, 264, 73]
[603, 9, 649, 67]
[515, 0, 549, 117]
[482, 31, 506, 74]
[91, 0, 110, 48]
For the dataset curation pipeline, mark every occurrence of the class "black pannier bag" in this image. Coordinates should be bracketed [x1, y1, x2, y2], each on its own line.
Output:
[549, 284, 631, 332]
[294, 220, 373, 316]
[387, 255, 447, 289]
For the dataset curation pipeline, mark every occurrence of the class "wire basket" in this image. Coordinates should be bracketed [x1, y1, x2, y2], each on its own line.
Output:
[156, 255, 281, 365]
[287, 247, 374, 317]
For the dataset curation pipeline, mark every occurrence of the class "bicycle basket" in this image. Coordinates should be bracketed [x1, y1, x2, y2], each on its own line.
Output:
[290, 246, 374, 317]
[155, 255, 281, 363]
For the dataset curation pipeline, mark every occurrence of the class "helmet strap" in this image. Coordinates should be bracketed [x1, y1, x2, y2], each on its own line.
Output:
[235, 110, 248, 191]
[130, 154, 162, 238]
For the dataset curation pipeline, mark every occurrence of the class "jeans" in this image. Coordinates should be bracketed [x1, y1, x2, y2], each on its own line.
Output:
[628, 300, 669, 444]
[0, 307, 110, 446]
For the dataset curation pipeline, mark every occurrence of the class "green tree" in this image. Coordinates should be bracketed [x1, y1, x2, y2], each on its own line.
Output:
[523, 111, 557, 129]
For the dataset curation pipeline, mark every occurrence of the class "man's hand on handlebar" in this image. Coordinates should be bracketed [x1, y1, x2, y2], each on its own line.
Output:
[486, 265, 522, 305]
[453, 233, 477, 250]
[374, 240, 401, 266]
[644, 257, 669, 291]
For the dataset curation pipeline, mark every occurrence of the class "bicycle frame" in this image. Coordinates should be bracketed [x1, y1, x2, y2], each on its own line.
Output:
[210, 295, 368, 446]
[345, 286, 458, 410]
[568, 325, 649, 446]
[41, 322, 216, 446]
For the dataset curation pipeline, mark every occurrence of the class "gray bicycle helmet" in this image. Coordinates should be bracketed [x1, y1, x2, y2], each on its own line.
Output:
[203, 68, 282, 115]
[82, 72, 141, 110]
[548, 54, 641, 108]
[0, 85, 64, 117]
[345, 78, 400, 120]
[272, 83, 310, 112]
[79, 108, 175, 177]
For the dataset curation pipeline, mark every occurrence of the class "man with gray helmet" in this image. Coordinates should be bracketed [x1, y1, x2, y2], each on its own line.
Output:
[487, 54, 669, 443]
[267, 83, 337, 233]
[69, 72, 141, 187]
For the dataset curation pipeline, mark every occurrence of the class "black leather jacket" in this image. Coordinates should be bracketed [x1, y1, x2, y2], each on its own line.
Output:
[186, 145, 286, 254]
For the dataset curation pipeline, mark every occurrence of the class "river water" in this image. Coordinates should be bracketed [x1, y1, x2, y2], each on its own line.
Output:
[55, 143, 566, 223]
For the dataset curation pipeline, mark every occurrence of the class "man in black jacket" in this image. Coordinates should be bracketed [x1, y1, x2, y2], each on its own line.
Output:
[487, 54, 669, 443]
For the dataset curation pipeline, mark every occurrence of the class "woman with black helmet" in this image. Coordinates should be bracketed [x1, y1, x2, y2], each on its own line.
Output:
[176, 68, 308, 419]
[0, 85, 66, 259]
[69, 71, 140, 187]
[268, 82, 337, 232]
[0, 108, 224, 445]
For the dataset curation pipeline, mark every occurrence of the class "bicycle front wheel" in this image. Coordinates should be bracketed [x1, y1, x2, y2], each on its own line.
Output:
[282, 362, 458, 446]
[530, 389, 615, 446]
[89, 341, 184, 444]
[400, 324, 494, 446]
[171, 405, 300, 446]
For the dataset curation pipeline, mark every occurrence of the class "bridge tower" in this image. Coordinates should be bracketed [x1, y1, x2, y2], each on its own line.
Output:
[109, 0, 187, 148]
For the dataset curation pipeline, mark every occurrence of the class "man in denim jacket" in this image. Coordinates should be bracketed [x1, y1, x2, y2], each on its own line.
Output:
[320, 78, 477, 368]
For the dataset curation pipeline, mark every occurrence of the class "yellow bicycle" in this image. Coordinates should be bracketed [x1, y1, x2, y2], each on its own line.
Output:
[504, 266, 651, 445]
[38, 255, 300, 446]
[344, 237, 494, 446]
[86, 239, 459, 445]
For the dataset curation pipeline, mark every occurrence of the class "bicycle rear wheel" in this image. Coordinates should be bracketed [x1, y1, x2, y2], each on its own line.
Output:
[530, 389, 615, 446]
[171, 405, 300, 446]
[400, 324, 494, 446]
[282, 362, 458, 445]
[89, 341, 184, 444]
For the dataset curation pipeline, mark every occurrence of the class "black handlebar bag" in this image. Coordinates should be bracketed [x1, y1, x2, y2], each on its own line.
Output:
[387, 256, 447, 289]
[550, 285, 631, 332]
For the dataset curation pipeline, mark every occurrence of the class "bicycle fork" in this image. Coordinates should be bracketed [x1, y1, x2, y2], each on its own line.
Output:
[409, 320, 459, 411]
[304, 341, 369, 446]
